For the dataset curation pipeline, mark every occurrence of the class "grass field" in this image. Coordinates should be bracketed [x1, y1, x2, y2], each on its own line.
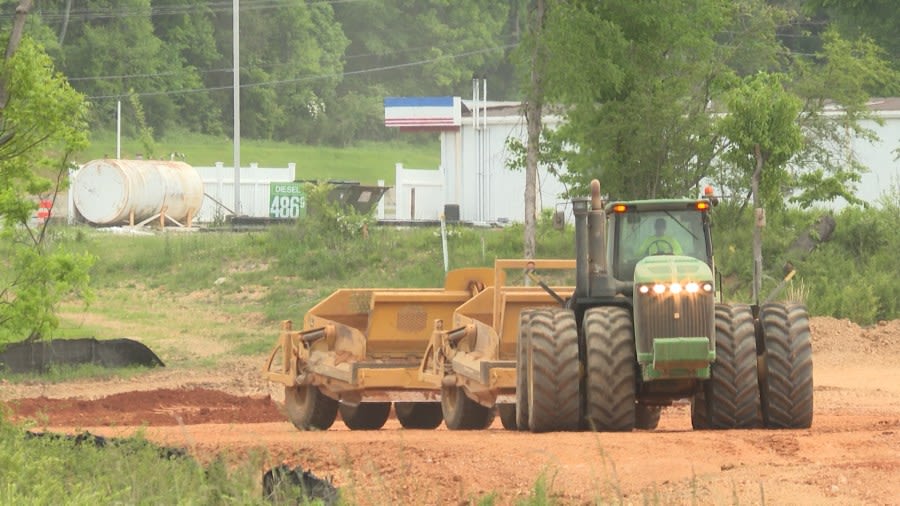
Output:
[77, 130, 441, 185]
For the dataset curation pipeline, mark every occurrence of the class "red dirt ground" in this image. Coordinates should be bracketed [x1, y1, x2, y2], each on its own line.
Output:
[3, 317, 900, 505]
[7, 388, 283, 426]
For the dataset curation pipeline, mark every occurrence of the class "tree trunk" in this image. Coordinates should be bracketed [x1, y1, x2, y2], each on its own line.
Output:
[751, 143, 764, 304]
[4, 0, 32, 61]
[788, 214, 836, 258]
[523, 0, 545, 260]
[0, 0, 33, 147]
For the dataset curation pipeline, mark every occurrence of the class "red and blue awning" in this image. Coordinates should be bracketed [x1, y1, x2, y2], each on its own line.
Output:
[384, 96, 461, 131]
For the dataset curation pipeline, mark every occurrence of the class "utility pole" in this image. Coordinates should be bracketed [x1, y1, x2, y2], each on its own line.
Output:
[232, 0, 241, 215]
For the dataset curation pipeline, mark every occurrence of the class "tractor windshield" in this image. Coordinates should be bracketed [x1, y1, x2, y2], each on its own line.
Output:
[611, 208, 711, 282]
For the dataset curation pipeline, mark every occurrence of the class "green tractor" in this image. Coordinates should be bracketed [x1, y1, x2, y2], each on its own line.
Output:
[516, 180, 813, 432]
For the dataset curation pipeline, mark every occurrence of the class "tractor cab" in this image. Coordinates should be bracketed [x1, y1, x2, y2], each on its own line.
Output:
[606, 199, 714, 287]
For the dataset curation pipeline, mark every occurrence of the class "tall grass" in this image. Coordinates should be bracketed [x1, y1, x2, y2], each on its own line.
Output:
[0, 413, 277, 505]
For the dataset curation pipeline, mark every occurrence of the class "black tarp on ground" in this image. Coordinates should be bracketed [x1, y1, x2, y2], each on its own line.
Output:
[263, 465, 339, 505]
[0, 338, 164, 374]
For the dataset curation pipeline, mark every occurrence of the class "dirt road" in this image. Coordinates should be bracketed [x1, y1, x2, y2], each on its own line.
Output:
[4, 317, 900, 505]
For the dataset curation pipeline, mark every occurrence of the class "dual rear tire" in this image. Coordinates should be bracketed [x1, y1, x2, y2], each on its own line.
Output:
[691, 304, 762, 429]
[515, 306, 640, 432]
[339, 402, 392, 430]
[691, 302, 814, 430]
[395, 402, 443, 429]
[584, 307, 637, 432]
[758, 303, 814, 429]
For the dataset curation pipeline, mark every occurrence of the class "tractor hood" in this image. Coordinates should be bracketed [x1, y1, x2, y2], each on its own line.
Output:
[632, 255, 716, 382]
[633, 255, 714, 286]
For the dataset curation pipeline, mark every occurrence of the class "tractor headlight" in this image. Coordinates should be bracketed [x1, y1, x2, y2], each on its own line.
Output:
[639, 281, 712, 295]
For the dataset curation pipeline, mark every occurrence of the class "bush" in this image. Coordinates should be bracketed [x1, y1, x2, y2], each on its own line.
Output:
[709, 196, 900, 323]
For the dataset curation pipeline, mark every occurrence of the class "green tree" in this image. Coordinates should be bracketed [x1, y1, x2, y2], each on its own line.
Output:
[149, 0, 225, 135]
[541, 0, 736, 200]
[330, 0, 510, 144]
[803, 0, 899, 92]
[533, 1, 895, 209]
[209, 1, 348, 142]
[717, 73, 803, 302]
[333, 0, 510, 96]
[0, 25, 94, 345]
[52, 0, 184, 137]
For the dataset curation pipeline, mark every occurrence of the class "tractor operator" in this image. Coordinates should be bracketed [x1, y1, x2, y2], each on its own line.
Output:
[637, 218, 683, 256]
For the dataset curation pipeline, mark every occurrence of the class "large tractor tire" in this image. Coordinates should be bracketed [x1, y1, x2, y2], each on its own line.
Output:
[691, 304, 761, 429]
[515, 310, 534, 431]
[339, 402, 391, 430]
[497, 404, 517, 430]
[395, 402, 443, 430]
[441, 385, 494, 430]
[758, 303, 814, 429]
[284, 385, 338, 431]
[527, 308, 581, 432]
[634, 405, 662, 430]
[584, 307, 636, 432]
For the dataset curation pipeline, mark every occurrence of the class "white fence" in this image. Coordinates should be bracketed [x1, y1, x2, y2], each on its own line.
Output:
[194, 162, 296, 222]
[64, 160, 450, 225]
[393, 163, 444, 220]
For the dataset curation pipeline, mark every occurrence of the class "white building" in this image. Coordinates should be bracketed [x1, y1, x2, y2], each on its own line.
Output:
[845, 98, 900, 207]
[387, 95, 900, 219]
[385, 96, 569, 223]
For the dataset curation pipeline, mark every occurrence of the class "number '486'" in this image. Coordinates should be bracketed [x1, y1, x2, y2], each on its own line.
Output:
[270, 195, 302, 218]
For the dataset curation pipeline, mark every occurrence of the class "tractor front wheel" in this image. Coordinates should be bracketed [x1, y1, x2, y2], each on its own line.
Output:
[584, 307, 636, 432]
[758, 303, 814, 428]
[284, 385, 338, 431]
[691, 304, 761, 429]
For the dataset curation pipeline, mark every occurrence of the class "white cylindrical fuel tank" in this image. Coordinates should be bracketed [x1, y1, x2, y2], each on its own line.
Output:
[72, 159, 204, 226]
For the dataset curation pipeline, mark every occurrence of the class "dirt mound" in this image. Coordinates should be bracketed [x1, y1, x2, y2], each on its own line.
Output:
[6, 388, 284, 427]
[810, 316, 900, 354]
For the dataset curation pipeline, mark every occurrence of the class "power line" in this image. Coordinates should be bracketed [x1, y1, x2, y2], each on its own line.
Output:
[23, 0, 368, 23]
[79, 39, 830, 101]
[84, 42, 519, 100]
[65, 32, 520, 82]
[67, 68, 230, 82]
